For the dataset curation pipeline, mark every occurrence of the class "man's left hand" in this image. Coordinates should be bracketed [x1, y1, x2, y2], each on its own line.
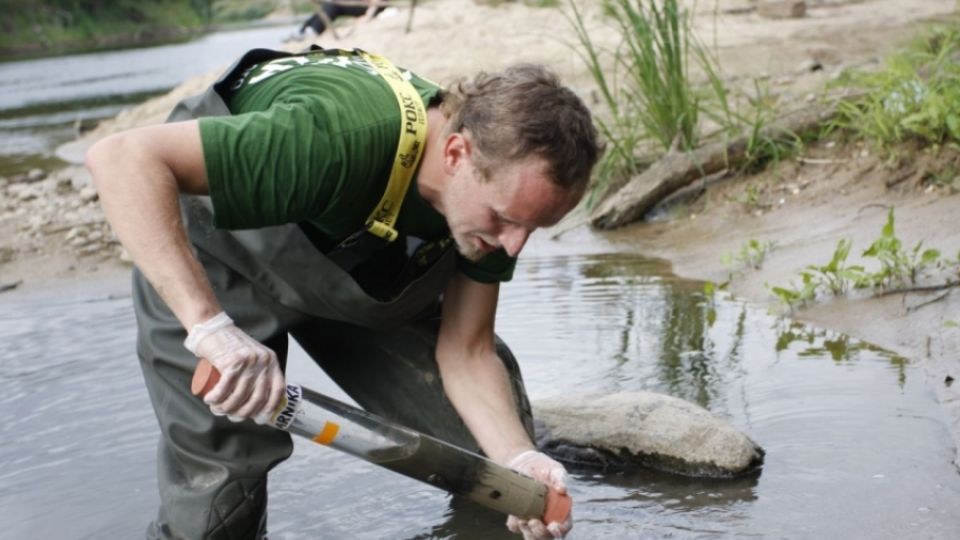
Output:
[504, 450, 572, 539]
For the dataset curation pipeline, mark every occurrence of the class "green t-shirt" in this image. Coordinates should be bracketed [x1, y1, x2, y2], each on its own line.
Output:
[198, 51, 515, 283]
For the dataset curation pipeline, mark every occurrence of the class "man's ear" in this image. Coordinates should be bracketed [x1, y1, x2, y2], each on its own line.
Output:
[442, 132, 472, 175]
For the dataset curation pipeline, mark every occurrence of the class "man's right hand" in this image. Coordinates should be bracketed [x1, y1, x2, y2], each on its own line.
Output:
[184, 312, 286, 423]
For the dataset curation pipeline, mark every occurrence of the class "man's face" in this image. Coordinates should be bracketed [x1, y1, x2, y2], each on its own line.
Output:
[441, 156, 580, 262]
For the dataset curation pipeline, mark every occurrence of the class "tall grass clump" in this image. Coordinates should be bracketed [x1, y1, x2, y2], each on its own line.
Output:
[607, 0, 700, 152]
[568, 0, 749, 203]
[570, 0, 702, 153]
[832, 21, 960, 150]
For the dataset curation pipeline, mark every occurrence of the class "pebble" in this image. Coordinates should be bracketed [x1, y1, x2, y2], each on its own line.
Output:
[27, 168, 46, 182]
[56, 177, 74, 193]
[79, 187, 98, 203]
[78, 244, 101, 256]
[65, 227, 86, 242]
[0, 163, 119, 267]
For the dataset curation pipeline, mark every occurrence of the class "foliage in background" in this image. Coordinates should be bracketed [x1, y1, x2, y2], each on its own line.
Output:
[568, 0, 798, 206]
[213, 0, 315, 22]
[831, 21, 960, 151]
[213, 0, 277, 22]
[569, 0, 722, 205]
[738, 79, 804, 172]
[0, 0, 298, 59]
[0, 0, 212, 58]
[601, 0, 700, 153]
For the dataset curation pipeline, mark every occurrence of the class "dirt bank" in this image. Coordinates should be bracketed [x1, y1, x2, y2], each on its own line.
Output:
[2, 0, 958, 464]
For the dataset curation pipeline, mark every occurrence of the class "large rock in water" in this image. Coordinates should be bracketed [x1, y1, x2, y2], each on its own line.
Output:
[533, 392, 764, 478]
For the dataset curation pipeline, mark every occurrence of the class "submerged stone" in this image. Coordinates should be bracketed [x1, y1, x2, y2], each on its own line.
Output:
[533, 392, 764, 478]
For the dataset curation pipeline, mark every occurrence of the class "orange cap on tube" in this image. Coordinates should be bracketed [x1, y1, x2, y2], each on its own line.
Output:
[191, 358, 220, 397]
[542, 488, 572, 526]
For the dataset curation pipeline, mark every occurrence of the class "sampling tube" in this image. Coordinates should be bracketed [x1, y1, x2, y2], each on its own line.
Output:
[192, 359, 571, 523]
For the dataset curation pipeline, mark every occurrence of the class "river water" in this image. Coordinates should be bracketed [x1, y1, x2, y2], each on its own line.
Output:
[1, 23, 958, 540]
[0, 24, 294, 177]
[1, 249, 958, 539]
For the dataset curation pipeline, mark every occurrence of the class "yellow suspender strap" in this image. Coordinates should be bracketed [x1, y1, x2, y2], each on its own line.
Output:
[354, 49, 428, 243]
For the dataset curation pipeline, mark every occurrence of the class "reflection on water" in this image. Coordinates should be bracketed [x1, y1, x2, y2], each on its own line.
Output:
[1, 253, 958, 539]
[0, 24, 294, 177]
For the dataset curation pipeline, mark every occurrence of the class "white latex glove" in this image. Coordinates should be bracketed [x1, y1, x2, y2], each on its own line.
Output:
[184, 312, 285, 424]
[505, 449, 572, 539]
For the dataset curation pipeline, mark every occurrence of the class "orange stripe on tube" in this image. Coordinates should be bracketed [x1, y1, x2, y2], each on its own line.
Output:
[312, 422, 340, 445]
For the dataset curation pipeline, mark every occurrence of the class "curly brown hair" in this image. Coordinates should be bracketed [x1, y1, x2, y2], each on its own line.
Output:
[439, 64, 602, 193]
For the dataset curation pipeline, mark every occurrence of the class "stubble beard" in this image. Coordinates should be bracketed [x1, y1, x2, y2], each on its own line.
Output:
[452, 230, 486, 262]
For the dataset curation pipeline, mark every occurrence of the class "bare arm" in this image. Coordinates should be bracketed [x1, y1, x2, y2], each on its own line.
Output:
[86, 120, 221, 329]
[87, 120, 286, 420]
[436, 272, 534, 464]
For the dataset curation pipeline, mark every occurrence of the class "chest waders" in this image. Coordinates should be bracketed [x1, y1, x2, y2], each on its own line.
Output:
[132, 47, 534, 540]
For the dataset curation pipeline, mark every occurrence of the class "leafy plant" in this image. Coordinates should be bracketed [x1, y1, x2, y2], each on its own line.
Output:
[769, 239, 865, 307]
[723, 238, 774, 270]
[769, 271, 818, 309]
[860, 208, 940, 288]
[804, 239, 866, 295]
[831, 21, 960, 150]
[769, 208, 951, 308]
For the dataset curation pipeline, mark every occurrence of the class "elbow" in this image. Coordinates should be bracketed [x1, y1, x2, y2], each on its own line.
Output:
[85, 134, 123, 194]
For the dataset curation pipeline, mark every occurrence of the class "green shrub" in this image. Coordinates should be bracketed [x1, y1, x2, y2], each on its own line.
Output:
[832, 22, 960, 149]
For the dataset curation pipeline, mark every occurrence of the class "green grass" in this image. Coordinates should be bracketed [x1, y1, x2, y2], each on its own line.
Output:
[568, 0, 728, 205]
[0, 0, 297, 58]
[831, 20, 960, 151]
[0, 0, 211, 59]
[212, 0, 280, 22]
[606, 0, 700, 152]
[568, 0, 803, 206]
